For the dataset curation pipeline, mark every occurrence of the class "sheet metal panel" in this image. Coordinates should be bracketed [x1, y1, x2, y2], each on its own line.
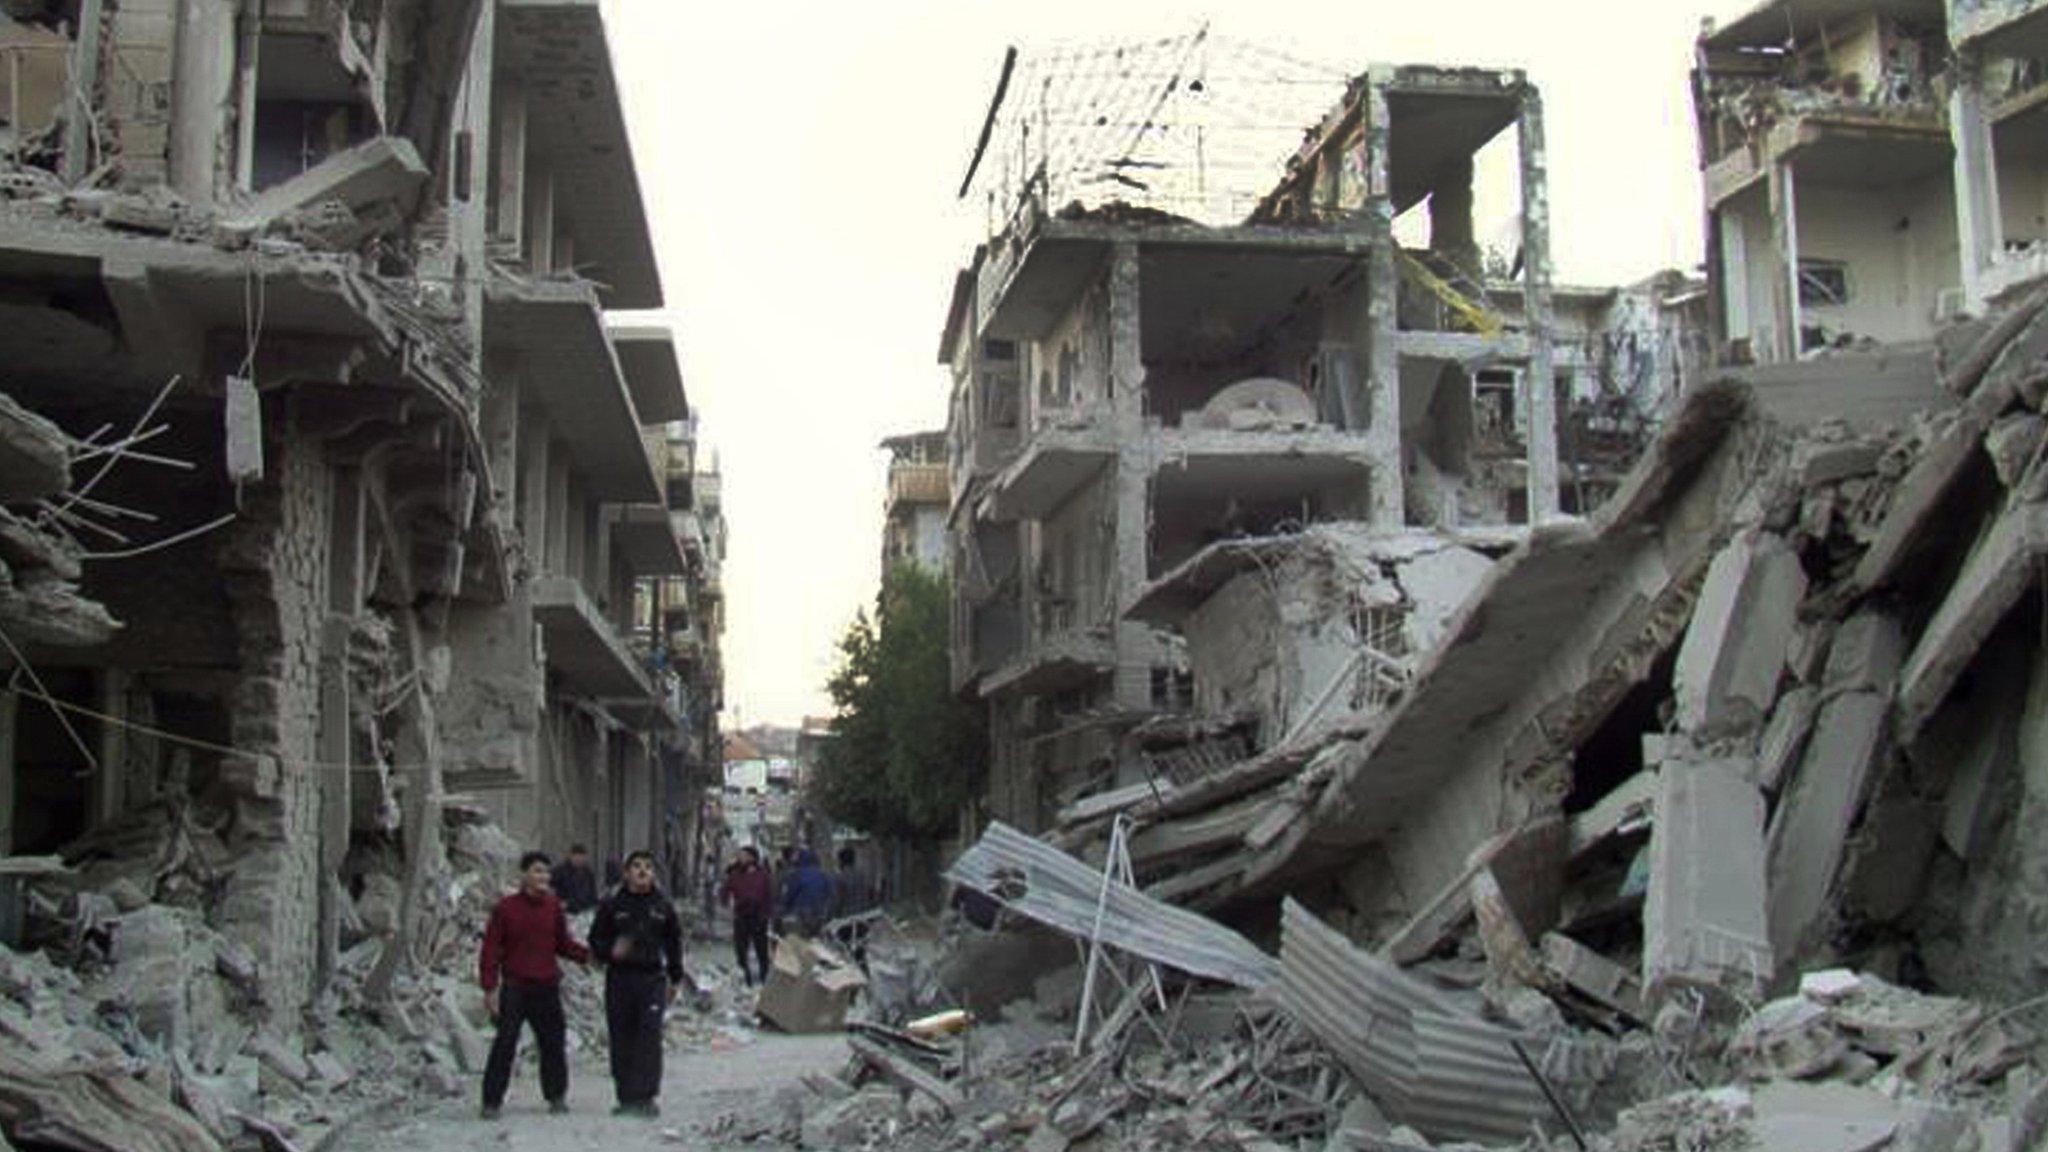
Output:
[1279, 900, 1552, 1143]
[945, 822, 1278, 989]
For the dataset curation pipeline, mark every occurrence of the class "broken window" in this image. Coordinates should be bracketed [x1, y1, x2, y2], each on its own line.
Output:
[1797, 258, 1850, 307]
[1473, 368, 1521, 453]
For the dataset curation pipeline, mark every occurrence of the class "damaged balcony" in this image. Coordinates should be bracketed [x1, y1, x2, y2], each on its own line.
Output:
[978, 628, 1116, 700]
[1697, 1, 1950, 212]
[484, 278, 662, 505]
[531, 575, 658, 702]
[493, 0, 662, 309]
[981, 426, 1114, 520]
[1952, 0, 2048, 56]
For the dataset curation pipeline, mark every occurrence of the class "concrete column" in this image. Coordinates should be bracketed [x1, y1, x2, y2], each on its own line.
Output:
[564, 478, 587, 586]
[1107, 243, 1152, 712]
[519, 409, 550, 555]
[493, 84, 528, 249]
[1717, 209, 1752, 343]
[168, 0, 238, 207]
[546, 456, 571, 576]
[0, 690, 14, 855]
[1952, 48, 2003, 311]
[61, 0, 107, 183]
[1360, 79, 1403, 529]
[1516, 85, 1560, 523]
[525, 166, 555, 273]
[1768, 159, 1802, 363]
[93, 670, 127, 824]
[480, 358, 520, 534]
[440, 1, 493, 347]
[317, 467, 364, 989]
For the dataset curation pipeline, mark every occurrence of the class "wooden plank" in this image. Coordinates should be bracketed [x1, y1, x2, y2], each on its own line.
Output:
[847, 1035, 964, 1116]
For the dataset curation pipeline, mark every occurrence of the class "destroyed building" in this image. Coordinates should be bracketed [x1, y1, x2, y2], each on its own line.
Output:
[915, 26, 2048, 1152]
[0, 0, 725, 1023]
[1694, 0, 2048, 359]
[941, 49, 1705, 837]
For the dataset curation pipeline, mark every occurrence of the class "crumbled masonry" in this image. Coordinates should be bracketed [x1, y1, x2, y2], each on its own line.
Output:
[0, 0, 725, 1146]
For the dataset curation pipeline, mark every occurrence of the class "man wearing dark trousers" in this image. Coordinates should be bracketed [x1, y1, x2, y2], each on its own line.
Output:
[588, 851, 685, 1117]
[478, 851, 591, 1119]
[549, 844, 599, 914]
[721, 846, 773, 985]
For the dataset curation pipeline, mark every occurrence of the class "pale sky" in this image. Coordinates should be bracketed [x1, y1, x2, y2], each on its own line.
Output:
[602, 0, 1759, 728]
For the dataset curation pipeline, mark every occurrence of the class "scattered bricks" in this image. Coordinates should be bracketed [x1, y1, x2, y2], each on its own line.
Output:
[111, 905, 197, 1049]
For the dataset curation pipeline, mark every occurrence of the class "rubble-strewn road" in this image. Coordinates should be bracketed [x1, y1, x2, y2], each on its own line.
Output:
[333, 1031, 847, 1151]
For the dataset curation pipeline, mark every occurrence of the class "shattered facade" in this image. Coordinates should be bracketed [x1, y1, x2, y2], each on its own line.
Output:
[1695, 0, 2048, 360]
[0, 0, 724, 1030]
[942, 61, 1704, 842]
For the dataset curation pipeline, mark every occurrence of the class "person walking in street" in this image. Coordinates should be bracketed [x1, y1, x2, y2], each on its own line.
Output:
[780, 847, 834, 939]
[478, 851, 591, 1119]
[587, 851, 685, 1118]
[550, 844, 599, 914]
[721, 846, 773, 985]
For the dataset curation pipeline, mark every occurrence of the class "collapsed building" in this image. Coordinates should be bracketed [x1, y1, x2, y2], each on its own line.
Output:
[912, 22, 2048, 1152]
[941, 45, 1706, 838]
[0, 0, 725, 1031]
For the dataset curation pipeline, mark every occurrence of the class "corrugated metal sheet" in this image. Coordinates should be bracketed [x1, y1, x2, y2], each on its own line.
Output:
[946, 822, 1279, 989]
[1279, 899, 1552, 1143]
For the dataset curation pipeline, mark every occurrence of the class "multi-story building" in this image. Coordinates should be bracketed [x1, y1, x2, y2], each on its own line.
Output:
[881, 430, 948, 574]
[942, 64, 1576, 832]
[1694, 0, 2048, 363]
[0, 0, 720, 1010]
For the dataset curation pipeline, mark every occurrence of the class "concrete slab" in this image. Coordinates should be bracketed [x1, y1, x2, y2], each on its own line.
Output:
[1897, 500, 2048, 740]
[1754, 685, 1818, 793]
[222, 136, 428, 232]
[1644, 758, 1771, 1001]
[1766, 688, 1890, 965]
[1673, 532, 1806, 738]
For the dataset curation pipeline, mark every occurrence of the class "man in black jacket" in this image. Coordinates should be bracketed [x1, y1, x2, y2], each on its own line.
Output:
[587, 851, 684, 1117]
[549, 845, 599, 914]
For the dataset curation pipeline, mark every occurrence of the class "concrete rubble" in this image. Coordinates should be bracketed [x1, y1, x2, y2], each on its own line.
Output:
[0, 0, 728, 1146]
[910, 139, 2048, 1145]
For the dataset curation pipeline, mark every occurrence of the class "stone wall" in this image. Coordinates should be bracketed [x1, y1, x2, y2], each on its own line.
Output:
[215, 432, 330, 1016]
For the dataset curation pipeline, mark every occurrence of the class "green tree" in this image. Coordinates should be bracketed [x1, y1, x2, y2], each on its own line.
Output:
[813, 563, 985, 841]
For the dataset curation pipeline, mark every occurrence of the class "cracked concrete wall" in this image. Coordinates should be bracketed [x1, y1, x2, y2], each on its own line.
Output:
[439, 594, 541, 782]
[215, 432, 331, 1014]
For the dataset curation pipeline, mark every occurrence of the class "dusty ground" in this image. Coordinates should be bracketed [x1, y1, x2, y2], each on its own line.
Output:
[334, 935, 846, 1151]
[332, 1031, 848, 1151]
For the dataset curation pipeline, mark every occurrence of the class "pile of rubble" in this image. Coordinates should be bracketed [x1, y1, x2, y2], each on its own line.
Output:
[0, 803, 626, 1151]
[778, 289, 2048, 1151]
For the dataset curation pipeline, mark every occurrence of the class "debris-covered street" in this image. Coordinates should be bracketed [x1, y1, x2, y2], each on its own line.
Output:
[9, 0, 2048, 1150]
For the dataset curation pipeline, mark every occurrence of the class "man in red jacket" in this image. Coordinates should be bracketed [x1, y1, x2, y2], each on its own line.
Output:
[478, 851, 591, 1118]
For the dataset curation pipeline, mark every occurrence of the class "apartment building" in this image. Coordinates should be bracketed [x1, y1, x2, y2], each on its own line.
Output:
[0, 0, 723, 1008]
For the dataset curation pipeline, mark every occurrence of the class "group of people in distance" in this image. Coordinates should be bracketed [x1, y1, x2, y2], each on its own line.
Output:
[474, 846, 683, 1120]
[472, 839, 881, 1119]
[716, 843, 877, 986]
